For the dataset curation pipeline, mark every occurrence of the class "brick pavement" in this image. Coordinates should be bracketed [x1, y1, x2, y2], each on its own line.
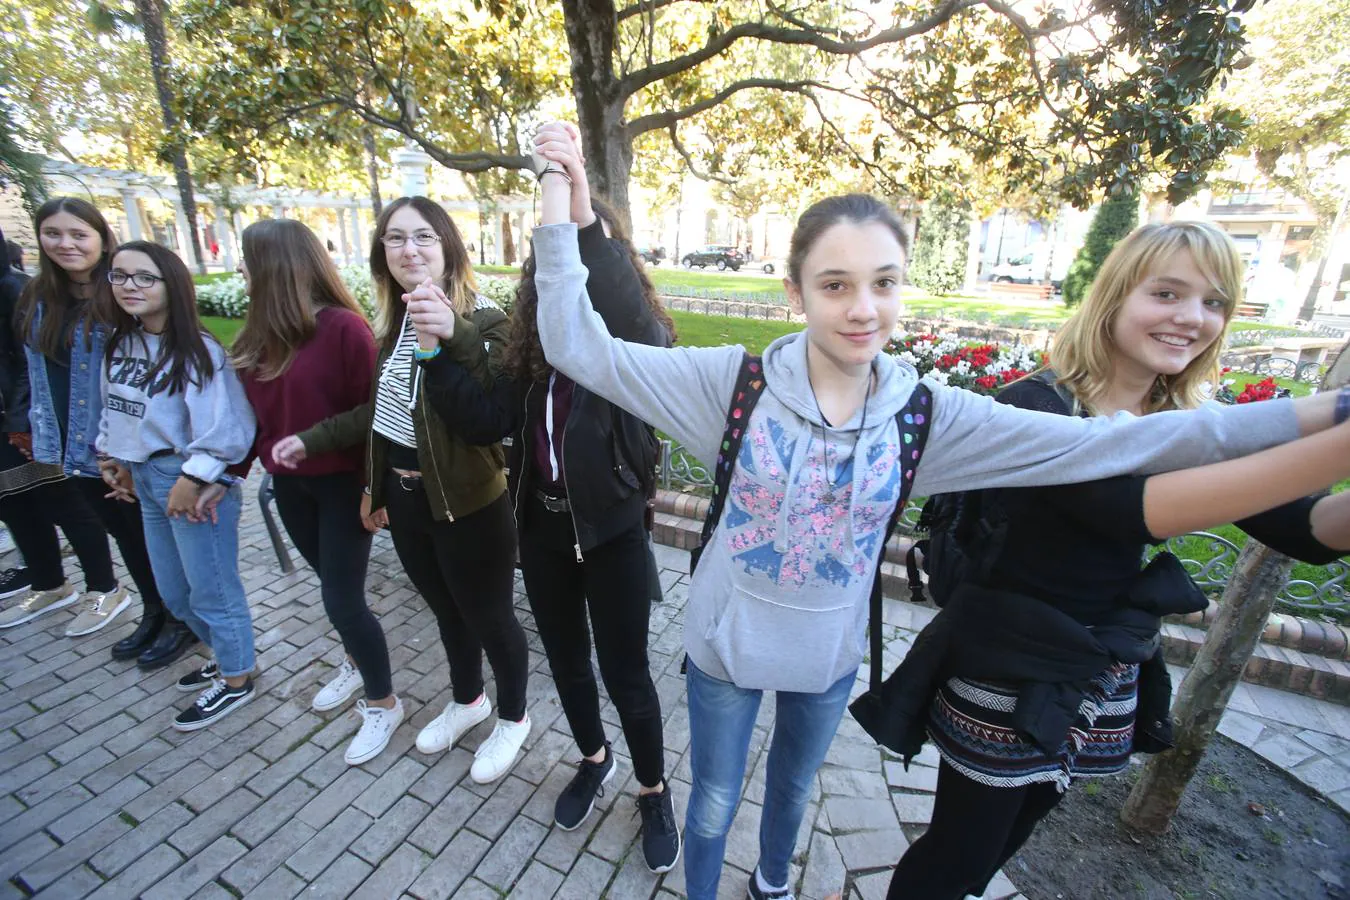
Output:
[0, 472, 1345, 899]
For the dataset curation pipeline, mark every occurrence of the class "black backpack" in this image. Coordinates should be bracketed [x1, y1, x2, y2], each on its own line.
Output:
[688, 353, 934, 696]
[905, 369, 1075, 607]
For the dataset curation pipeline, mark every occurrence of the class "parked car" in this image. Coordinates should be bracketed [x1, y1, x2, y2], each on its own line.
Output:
[757, 258, 785, 275]
[681, 245, 744, 271]
[637, 246, 666, 265]
[988, 254, 1037, 284]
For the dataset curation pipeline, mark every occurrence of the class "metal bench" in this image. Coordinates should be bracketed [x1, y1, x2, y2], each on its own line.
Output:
[257, 473, 296, 573]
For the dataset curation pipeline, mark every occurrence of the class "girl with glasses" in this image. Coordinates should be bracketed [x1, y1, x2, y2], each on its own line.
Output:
[96, 240, 257, 731]
[4, 199, 191, 672]
[273, 197, 532, 784]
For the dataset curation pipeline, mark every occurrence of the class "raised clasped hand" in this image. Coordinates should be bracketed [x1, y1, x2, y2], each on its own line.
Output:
[404, 277, 455, 344]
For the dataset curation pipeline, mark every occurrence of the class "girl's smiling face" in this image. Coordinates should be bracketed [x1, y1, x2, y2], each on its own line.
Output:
[39, 211, 105, 282]
[1110, 249, 1229, 382]
[110, 249, 170, 333]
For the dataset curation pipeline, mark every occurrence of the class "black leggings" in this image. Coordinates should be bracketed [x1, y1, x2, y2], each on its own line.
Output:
[520, 496, 665, 788]
[384, 477, 528, 721]
[272, 471, 392, 700]
[887, 760, 1064, 900]
[0, 477, 117, 593]
[73, 475, 164, 612]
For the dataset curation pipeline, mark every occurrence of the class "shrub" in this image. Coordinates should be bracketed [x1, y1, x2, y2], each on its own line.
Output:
[1061, 193, 1138, 307]
[909, 192, 972, 296]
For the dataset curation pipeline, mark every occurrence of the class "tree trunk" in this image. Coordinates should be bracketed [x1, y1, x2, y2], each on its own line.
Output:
[500, 212, 517, 265]
[1121, 337, 1350, 833]
[560, 0, 635, 230]
[1296, 195, 1347, 322]
[362, 127, 384, 217]
[134, 0, 205, 274]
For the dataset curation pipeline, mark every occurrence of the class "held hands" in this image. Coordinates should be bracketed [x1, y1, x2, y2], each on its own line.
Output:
[532, 122, 595, 228]
[166, 476, 201, 519]
[360, 490, 388, 533]
[99, 458, 137, 503]
[191, 483, 228, 525]
[272, 435, 308, 470]
[8, 432, 32, 461]
[403, 277, 456, 350]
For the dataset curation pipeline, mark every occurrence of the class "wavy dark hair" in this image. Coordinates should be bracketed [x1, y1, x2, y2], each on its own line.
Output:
[104, 241, 217, 396]
[19, 197, 117, 357]
[505, 198, 675, 382]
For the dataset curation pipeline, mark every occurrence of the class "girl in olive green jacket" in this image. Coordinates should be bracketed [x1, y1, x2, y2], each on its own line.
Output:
[274, 197, 531, 785]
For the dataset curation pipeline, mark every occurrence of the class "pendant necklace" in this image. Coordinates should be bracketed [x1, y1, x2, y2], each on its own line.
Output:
[810, 364, 871, 504]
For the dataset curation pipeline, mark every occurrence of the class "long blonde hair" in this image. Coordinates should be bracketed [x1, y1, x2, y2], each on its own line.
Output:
[1051, 221, 1242, 414]
[369, 197, 477, 351]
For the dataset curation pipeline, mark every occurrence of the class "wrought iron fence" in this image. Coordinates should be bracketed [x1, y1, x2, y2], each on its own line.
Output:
[658, 439, 1347, 619]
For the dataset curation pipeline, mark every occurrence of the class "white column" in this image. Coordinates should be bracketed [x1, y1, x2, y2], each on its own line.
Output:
[172, 200, 192, 261]
[349, 204, 364, 262]
[392, 146, 432, 197]
[214, 204, 236, 270]
[120, 190, 144, 241]
[336, 208, 351, 265]
[963, 216, 982, 291]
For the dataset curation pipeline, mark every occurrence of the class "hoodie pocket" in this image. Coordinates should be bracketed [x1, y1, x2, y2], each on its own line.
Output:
[705, 585, 861, 693]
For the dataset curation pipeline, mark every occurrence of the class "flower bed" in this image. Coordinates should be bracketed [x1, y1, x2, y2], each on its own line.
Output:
[192, 268, 518, 319]
[884, 333, 1047, 394]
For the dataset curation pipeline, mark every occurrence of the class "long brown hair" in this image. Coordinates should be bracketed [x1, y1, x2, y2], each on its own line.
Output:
[104, 241, 217, 396]
[1051, 221, 1241, 415]
[505, 197, 675, 382]
[233, 218, 368, 380]
[369, 197, 477, 351]
[19, 197, 117, 357]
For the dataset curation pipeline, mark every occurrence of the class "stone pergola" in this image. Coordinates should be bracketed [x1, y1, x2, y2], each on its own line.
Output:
[38, 150, 537, 271]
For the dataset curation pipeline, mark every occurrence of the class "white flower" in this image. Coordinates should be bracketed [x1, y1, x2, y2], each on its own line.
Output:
[927, 370, 950, 385]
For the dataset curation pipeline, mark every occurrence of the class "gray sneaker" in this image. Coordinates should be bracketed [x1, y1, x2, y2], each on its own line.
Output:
[0, 583, 80, 629]
[65, 587, 132, 637]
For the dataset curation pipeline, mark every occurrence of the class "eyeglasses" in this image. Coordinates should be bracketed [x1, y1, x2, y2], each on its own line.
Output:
[380, 232, 440, 248]
[107, 271, 165, 288]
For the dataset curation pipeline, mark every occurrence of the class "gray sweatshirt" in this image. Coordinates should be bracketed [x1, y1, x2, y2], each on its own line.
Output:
[96, 331, 256, 484]
[532, 223, 1302, 693]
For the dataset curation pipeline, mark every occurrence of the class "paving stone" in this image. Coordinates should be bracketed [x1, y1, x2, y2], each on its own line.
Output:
[46, 773, 149, 844]
[1250, 731, 1319, 770]
[286, 805, 374, 881]
[302, 851, 374, 900]
[507, 859, 565, 898]
[800, 827, 847, 900]
[406, 746, 474, 805]
[231, 776, 318, 846]
[465, 774, 535, 840]
[891, 792, 936, 825]
[30, 864, 103, 899]
[121, 760, 213, 820]
[883, 760, 938, 793]
[0, 831, 62, 884]
[349, 841, 431, 900]
[835, 827, 907, 871]
[142, 835, 248, 900]
[12, 811, 129, 893]
[295, 766, 375, 830]
[240, 855, 308, 899]
[824, 796, 901, 834]
[407, 785, 482, 855]
[555, 851, 616, 900]
[1289, 755, 1350, 796]
[86, 842, 183, 900]
[89, 802, 194, 877]
[246, 741, 324, 797]
[0, 784, 93, 852]
[351, 754, 426, 818]
[350, 794, 431, 865]
[220, 820, 316, 894]
[472, 814, 548, 891]
[167, 786, 263, 856]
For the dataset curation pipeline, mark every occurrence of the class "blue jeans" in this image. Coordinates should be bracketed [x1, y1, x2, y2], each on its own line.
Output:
[684, 657, 854, 900]
[131, 457, 255, 677]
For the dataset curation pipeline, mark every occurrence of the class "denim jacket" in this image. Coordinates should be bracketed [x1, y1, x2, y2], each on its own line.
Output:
[23, 301, 106, 477]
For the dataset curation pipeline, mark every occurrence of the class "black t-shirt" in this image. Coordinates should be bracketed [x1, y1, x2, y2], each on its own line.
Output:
[979, 378, 1340, 625]
[42, 297, 86, 445]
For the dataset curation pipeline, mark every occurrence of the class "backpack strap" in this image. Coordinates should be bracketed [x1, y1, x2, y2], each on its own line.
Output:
[689, 354, 765, 575]
[867, 382, 934, 695]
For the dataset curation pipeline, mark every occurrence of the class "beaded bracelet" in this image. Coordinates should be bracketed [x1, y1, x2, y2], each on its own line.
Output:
[1336, 385, 1350, 426]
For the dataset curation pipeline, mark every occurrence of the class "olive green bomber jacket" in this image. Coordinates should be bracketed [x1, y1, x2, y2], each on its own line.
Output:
[297, 303, 509, 521]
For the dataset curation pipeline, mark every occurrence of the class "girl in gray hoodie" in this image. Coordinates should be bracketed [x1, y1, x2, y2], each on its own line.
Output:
[530, 123, 1349, 900]
[96, 241, 257, 734]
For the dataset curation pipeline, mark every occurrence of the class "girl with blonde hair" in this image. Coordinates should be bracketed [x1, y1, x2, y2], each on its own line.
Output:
[882, 220, 1350, 900]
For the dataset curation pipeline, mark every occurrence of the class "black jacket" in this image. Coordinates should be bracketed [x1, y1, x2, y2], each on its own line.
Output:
[852, 550, 1206, 764]
[0, 252, 32, 434]
[419, 220, 671, 551]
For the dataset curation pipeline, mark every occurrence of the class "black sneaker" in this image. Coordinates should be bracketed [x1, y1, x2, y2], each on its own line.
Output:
[0, 568, 32, 600]
[637, 786, 681, 874]
[554, 744, 616, 830]
[173, 678, 254, 732]
[176, 661, 220, 692]
[746, 869, 794, 900]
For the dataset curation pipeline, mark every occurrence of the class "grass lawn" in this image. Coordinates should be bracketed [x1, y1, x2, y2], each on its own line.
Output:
[669, 310, 800, 353]
[194, 272, 238, 285]
[202, 316, 244, 346]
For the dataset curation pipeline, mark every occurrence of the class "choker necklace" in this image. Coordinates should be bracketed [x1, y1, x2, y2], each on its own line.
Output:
[809, 363, 872, 504]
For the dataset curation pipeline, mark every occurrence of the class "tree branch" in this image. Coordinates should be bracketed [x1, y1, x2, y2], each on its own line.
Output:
[618, 0, 982, 97]
[666, 125, 737, 185]
[626, 78, 826, 136]
[615, 0, 710, 22]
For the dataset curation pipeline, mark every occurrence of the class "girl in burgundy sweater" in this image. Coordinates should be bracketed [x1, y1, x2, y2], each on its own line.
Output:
[233, 219, 402, 766]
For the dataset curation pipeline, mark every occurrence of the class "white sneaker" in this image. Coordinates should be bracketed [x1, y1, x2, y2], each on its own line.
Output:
[345, 698, 404, 765]
[312, 658, 363, 712]
[470, 714, 530, 784]
[0, 527, 16, 555]
[416, 695, 492, 755]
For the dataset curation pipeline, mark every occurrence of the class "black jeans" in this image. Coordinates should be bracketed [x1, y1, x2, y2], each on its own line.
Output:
[520, 495, 665, 788]
[384, 476, 528, 721]
[273, 471, 392, 700]
[887, 760, 1064, 900]
[0, 477, 117, 593]
[73, 475, 164, 613]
